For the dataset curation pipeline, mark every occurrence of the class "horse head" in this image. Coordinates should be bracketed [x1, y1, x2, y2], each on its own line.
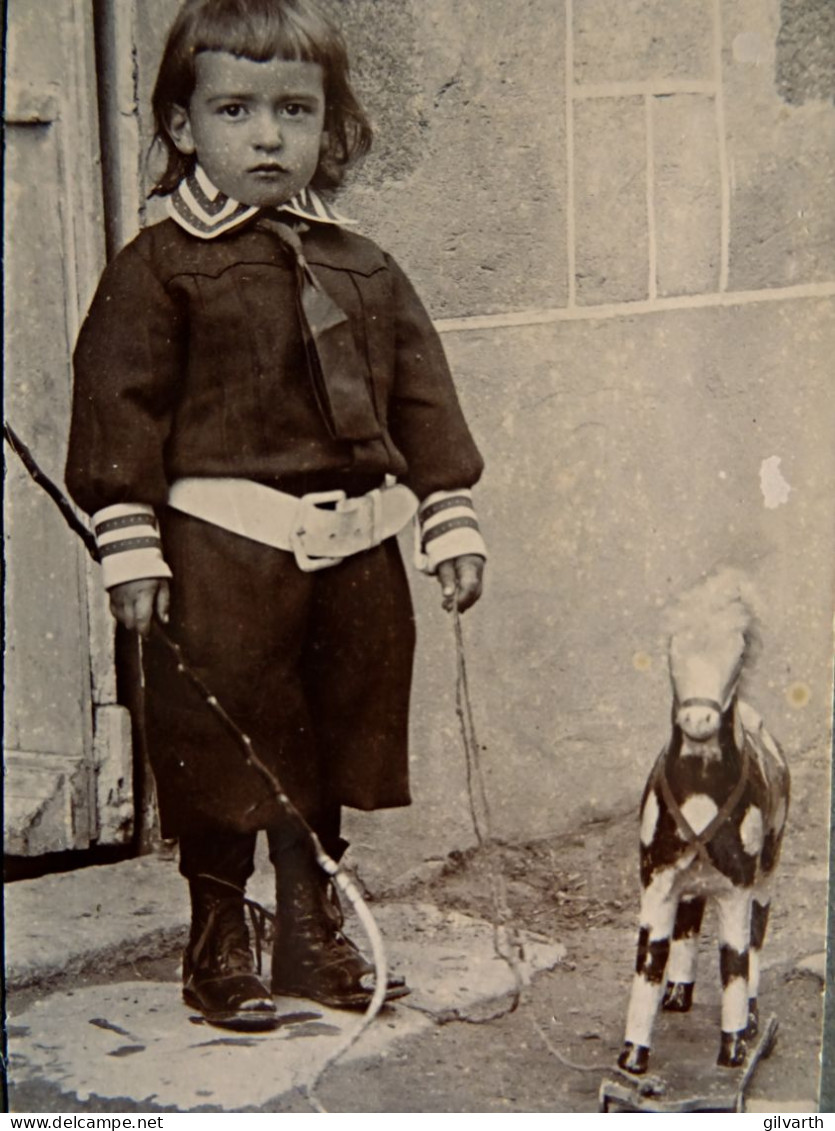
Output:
[666, 570, 758, 744]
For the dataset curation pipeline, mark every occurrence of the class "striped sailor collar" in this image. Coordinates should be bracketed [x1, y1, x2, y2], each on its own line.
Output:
[166, 164, 355, 239]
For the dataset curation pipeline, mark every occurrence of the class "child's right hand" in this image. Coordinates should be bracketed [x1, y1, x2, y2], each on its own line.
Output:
[109, 578, 170, 638]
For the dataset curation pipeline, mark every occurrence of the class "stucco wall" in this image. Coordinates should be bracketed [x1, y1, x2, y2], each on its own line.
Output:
[126, 0, 833, 881]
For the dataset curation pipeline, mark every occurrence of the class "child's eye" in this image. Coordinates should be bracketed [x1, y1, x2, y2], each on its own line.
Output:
[280, 103, 309, 118]
[218, 103, 247, 119]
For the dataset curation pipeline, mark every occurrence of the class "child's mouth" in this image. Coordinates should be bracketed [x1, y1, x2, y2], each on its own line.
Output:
[250, 164, 289, 177]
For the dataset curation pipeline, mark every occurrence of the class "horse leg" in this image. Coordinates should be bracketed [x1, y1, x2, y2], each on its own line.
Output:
[716, 888, 753, 1067]
[619, 878, 677, 1075]
[746, 894, 770, 1037]
[662, 894, 706, 1012]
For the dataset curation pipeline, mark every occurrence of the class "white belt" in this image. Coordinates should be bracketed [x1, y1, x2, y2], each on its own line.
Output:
[167, 477, 418, 572]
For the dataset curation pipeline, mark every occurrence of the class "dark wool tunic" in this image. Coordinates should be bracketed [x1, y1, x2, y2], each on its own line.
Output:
[67, 219, 483, 510]
[67, 217, 484, 835]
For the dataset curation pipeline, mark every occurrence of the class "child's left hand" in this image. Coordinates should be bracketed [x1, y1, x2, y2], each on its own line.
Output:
[437, 554, 485, 613]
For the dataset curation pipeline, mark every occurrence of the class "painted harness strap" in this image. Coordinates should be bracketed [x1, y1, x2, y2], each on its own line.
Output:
[653, 740, 751, 865]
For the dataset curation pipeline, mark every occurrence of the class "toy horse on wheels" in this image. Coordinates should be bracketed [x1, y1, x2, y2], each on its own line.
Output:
[604, 571, 789, 1112]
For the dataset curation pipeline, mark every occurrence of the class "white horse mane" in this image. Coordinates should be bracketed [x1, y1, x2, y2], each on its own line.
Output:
[664, 567, 761, 670]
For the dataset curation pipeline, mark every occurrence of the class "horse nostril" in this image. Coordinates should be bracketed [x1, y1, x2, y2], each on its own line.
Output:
[678, 707, 720, 740]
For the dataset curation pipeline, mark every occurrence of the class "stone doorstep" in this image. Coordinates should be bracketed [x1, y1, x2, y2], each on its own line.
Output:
[3, 750, 93, 858]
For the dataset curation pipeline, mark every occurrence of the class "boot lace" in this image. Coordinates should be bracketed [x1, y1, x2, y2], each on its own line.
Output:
[191, 875, 276, 977]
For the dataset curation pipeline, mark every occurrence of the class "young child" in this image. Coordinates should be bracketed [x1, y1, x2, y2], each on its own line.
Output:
[66, 0, 486, 1031]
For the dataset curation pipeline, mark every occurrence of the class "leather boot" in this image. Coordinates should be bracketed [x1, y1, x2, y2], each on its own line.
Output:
[183, 875, 278, 1030]
[270, 844, 410, 1009]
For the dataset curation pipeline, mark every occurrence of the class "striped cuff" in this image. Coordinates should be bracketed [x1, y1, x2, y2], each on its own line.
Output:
[92, 503, 173, 590]
[415, 489, 487, 574]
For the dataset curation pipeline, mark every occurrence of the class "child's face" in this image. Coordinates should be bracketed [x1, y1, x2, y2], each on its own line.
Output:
[168, 52, 326, 207]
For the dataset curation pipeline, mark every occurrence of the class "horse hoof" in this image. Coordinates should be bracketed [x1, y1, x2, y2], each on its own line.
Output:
[618, 1042, 650, 1075]
[718, 1030, 747, 1068]
[745, 999, 759, 1039]
[662, 981, 694, 1012]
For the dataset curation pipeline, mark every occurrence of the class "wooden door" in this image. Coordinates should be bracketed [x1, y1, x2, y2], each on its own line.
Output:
[4, 0, 134, 855]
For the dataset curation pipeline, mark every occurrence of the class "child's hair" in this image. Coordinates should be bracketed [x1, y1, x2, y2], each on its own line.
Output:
[149, 0, 373, 196]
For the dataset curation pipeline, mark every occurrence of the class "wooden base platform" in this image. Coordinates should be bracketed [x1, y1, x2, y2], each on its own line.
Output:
[599, 1011, 779, 1113]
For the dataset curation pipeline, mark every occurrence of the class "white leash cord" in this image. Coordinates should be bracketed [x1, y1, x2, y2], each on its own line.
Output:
[450, 606, 527, 1021]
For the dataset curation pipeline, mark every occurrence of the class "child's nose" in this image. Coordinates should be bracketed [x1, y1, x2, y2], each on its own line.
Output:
[254, 110, 283, 150]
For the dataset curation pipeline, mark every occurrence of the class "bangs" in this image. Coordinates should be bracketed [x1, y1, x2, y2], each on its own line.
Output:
[186, 0, 338, 68]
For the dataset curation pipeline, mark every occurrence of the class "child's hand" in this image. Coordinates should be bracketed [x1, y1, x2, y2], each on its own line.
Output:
[437, 555, 485, 614]
[109, 578, 170, 638]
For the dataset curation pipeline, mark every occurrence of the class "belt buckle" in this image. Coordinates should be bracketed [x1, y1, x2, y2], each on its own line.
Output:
[290, 489, 346, 572]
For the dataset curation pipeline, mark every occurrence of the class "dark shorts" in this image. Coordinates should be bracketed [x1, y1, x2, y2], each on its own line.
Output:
[142, 509, 416, 837]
